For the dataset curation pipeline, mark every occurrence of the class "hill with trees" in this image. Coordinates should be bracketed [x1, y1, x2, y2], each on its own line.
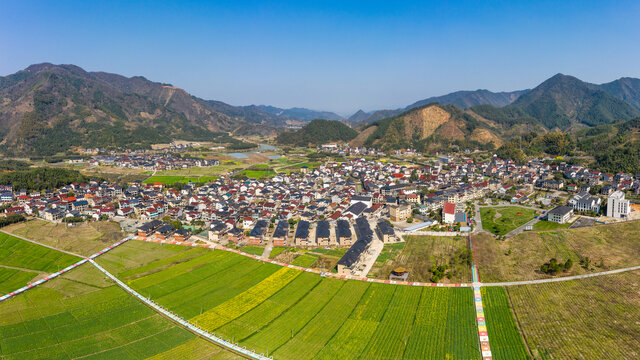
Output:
[276, 119, 358, 146]
[470, 74, 640, 130]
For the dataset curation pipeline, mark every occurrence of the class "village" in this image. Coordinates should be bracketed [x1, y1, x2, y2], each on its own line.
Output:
[1, 147, 638, 276]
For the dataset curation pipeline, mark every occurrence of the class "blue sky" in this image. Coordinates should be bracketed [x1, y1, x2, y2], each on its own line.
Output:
[1, 1, 639, 114]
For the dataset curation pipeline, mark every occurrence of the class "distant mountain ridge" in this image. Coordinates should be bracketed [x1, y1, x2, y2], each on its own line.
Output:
[406, 89, 529, 110]
[346, 89, 529, 125]
[471, 74, 640, 130]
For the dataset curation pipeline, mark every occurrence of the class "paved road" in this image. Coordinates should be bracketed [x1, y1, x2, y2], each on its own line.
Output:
[482, 265, 640, 287]
[1, 230, 83, 258]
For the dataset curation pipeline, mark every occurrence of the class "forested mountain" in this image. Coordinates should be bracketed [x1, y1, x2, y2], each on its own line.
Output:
[406, 89, 528, 110]
[495, 117, 640, 174]
[0, 63, 242, 155]
[0, 63, 343, 155]
[470, 74, 640, 130]
[598, 77, 640, 111]
[276, 119, 358, 146]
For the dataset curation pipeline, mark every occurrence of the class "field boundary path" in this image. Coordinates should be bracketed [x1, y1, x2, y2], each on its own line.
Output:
[0, 229, 83, 257]
[0, 236, 132, 303]
[88, 259, 271, 360]
[483, 265, 640, 287]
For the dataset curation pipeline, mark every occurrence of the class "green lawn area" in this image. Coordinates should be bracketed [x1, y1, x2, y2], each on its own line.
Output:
[532, 220, 573, 231]
[111, 243, 481, 360]
[480, 207, 538, 236]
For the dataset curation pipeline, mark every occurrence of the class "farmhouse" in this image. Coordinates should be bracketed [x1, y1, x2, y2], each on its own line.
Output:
[248, 219, 269, 245]
[294, 220, 313, 247]
[174, 228, 191, 242]
[316, 220, 331, 246]
[272, 220, 289, 247]
[376, 221, 397, 243]
[137, 220, 163, 238]
[154, 224, 175, 240]
[336, 219, 354, 246]
[336, 218, 375, 275]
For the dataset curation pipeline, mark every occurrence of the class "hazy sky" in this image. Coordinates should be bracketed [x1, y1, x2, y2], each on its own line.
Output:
[1, 1, 639, 114]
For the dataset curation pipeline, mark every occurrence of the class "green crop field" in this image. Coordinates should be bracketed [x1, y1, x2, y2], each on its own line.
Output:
[241, 170, 276, 178]
[480, 207, 537, 236]
[481, 287, 530, 360]
[290, 253, 318, 267]
[508, 270, 640, 360]
[0, 233, 80, 293]
[0, 263, 242, 360]
[240, 245, 265, 256]
[0, 267, 40, 293]
[106, 242, 482, 360]
[143, 175, 219, 185]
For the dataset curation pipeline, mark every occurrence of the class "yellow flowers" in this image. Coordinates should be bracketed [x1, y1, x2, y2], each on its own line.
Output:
[191, 267, 300, 330]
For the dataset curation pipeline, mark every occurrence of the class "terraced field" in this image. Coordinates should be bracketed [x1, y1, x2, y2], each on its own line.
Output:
[0, 263, 242, 360]
[104, 241, 483, 360]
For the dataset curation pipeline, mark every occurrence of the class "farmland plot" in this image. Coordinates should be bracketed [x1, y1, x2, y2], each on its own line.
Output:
[0, 232, 79, 273]
[509, 270, 640, 360]
[481, 287, 529, 360]
[0, 264, 225, 360]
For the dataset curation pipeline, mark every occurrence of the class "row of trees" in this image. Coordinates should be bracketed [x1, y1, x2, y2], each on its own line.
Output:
[0, 167, 89, 191]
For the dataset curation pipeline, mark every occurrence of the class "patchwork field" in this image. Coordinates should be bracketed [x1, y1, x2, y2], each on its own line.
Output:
[102, 241, 483, 360]
[0, 263, 242, 360]
[143, 175, 219, 185]
[369, 236, 473, 283]
[474, 220, 640, 282]
[3, 219, 125, 256]
[480, 207, 538, 236]
[508, 270, 640, 359]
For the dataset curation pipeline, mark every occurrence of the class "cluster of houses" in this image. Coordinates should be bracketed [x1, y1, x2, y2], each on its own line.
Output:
[89, 153, 219, 171]
[2, 154, 638, 252]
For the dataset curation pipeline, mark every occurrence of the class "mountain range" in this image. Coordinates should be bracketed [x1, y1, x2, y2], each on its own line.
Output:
[2, 63, 640, 156]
